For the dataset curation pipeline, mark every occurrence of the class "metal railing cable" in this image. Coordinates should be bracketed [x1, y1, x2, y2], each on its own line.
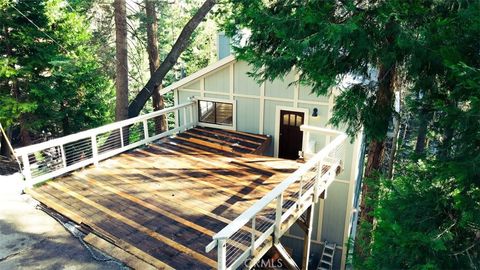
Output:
[206, 127, 347, 270]
[15, 101, 196, 187]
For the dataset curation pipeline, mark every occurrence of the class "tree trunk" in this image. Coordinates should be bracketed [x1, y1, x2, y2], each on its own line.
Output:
[415, 107, 428, 155]
[19, 117, 32, 146]
[387, 110, 400, 178]
[356, 62, 396, 259]
[360, 139, 385, 221]
[128, 0, 217, 118]
[0, 126, 12, 158]
[114, 0, 129, 121]
[145, 0, 167, 133]
[363, 64, 396, 177]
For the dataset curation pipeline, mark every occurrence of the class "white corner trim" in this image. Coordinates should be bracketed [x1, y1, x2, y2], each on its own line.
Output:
[200, 78, 205, 98]
[160, 55, 236, 95]
[273, 106, 309, 158]
[259, 82, 265, 134]
[229, 64, 234, 100]
[340, 134, 362, 269]
[293, 72, 300, 107]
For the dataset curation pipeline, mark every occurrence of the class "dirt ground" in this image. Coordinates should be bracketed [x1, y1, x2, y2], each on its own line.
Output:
[0, 174, 127, 270]
[0, 157, 19, 175]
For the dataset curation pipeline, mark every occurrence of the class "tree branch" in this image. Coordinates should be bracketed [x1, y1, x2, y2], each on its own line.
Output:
[127, 0, 217, 118]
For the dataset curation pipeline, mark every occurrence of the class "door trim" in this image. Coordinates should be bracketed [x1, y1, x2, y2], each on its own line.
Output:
[274, 106, 309, 158]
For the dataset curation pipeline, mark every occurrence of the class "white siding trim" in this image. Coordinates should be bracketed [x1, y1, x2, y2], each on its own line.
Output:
[340, 135, 362, 269]
[334, 179, 352, 185]
[181, 88, 201, 93]
[317, 93, 336, 243]
[174, 89, 179, 128]
[229, 64, 234, 100]
[200, 78, 205, 97]
[259, 82, 265, 134]
[316, 200, 325, 242]
[177, 88, 330, 106]
[273, 106, 309, 158]
[294, 72, 300, 107]
[285, 235, 344, 250]
[327, 90, 334, 128]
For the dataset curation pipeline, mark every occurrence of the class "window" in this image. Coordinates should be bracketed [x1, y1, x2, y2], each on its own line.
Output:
[282, 113, 303, 127]
[198, 100, 234, 126]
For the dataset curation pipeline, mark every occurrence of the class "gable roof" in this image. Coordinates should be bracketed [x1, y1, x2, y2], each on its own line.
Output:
[160, 55, 236, 95]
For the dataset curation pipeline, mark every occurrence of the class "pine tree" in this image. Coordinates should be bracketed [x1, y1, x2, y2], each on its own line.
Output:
[0, 0, 113, 151]
[222, 0, 480, 263]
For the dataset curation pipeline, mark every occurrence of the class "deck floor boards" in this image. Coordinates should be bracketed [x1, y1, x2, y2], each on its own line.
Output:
[27, 127, 302, 269]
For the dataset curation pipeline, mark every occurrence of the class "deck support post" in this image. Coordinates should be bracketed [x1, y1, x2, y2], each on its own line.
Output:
[274, 193, 284, 244]
[60, 145, 67, 168]
[119, 127, 125, 147]
[191, 100, 199, 126]
[251, 216, 256, 255]
[217, 238, 227, 270]
[143, 119, 149, 141]
[182, 107, 188, 130]
[21, 154, 32, 185]
[91, 135, 99, 166]
[301, 205, 314, 270]
[314, 160, 323, 203]
[189, 107, 193, 128]
[273, 243, 300, 270]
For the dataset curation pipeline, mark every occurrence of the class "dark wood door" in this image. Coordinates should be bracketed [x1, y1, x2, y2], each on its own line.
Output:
[279, 110, 304, 160]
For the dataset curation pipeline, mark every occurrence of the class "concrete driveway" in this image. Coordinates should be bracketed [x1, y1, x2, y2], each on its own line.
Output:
[0, 174, 126, 270]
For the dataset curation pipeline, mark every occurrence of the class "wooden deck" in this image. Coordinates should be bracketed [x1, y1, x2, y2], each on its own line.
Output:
[26, 127, 303, 269]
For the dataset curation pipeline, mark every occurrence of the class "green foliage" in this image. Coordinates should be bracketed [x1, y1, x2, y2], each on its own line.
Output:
[0, 0, 114, 141]
[359, 156, 480, 269]
[225, 0, 480, 268]
[223, 0, 413, 141]
[223, 0, 478, 143]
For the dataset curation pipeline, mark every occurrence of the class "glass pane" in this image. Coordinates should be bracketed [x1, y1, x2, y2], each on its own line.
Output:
[199, 100, 215, 123]
[283, 114, 289, 125]
[215, 102, 233, 125]
[296, 116, 303, 127]
[289, 114, 296, 126]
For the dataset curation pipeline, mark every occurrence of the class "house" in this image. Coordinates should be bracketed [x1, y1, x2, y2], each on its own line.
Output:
[160, 54, 364, 269]
[14, 55, 363, 270]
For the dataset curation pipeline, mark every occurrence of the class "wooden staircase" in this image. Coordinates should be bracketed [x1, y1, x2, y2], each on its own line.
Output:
[317, 242, 336, 270]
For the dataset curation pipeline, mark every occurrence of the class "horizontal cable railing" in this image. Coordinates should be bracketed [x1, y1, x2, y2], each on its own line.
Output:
[15, 101, 197, 187]
[206, 126, 347, 270]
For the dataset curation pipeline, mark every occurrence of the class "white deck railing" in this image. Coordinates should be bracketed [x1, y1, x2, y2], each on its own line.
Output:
[206, 126, 347, 270]
[15, 101, 197, 187]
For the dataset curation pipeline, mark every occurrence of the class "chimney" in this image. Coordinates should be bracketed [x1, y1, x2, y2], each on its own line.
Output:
[217, 32, 231, 60]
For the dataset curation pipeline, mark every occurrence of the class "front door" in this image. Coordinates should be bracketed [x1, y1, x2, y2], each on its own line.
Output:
[278, 110, 304, 160]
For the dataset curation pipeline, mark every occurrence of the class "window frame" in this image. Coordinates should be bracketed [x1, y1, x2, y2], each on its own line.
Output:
[196, 97, 236, 131]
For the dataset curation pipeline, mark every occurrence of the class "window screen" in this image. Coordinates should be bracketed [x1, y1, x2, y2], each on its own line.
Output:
[198, 100, 233, 126]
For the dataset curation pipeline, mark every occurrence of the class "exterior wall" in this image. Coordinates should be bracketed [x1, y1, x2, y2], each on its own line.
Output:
[174, 60, 363, 270]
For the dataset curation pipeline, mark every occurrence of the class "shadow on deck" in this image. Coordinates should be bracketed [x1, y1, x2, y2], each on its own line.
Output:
[26, 127, 301, 269]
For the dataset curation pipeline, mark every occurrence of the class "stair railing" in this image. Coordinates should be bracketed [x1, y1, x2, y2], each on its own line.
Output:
[205, 126, 347, 270]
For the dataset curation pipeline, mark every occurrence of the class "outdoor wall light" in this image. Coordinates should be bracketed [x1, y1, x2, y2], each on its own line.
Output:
[312, 108, 319, 117]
